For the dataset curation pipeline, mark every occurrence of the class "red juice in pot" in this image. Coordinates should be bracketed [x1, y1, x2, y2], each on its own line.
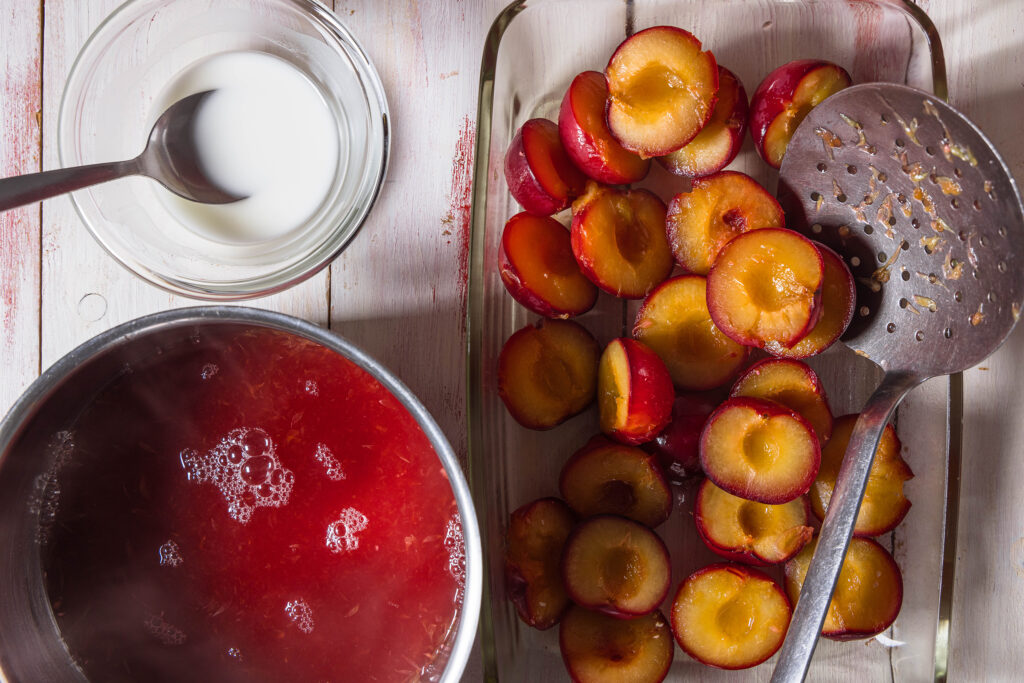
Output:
[42, 327, 464, 682]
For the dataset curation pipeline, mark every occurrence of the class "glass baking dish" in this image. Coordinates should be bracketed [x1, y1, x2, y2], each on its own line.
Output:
[467, 1, 953, 680]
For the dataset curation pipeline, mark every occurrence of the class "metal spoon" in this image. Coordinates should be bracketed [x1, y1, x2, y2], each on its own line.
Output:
[0, 90, 244, 213]
[773, 82, 1024, 681]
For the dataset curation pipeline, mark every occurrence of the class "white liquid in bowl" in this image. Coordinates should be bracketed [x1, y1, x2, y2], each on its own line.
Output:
[158, 51, 341, 244]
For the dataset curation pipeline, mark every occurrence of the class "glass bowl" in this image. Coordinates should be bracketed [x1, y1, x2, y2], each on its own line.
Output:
[468, 0, 956, 681]
[59, 0, 389, 300]
[0, 307, 481, 682]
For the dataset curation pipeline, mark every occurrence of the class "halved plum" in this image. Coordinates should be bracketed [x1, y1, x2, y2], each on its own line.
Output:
[810, 414, 913, 537]
[706, 228, 824, 349]
[658, 66, 748, 178]
[559, 70, 651, 184]
[730, 358, 834, 444]
[700, 397, 820, 504]
[695, 478, 813, 566]
[499, 212, 598, 319]
[784, 536, 903, 640]
[561, 515, 672, 618]
[560, 437, 673, 527]
[671, 563, 791, 669]
[605, 26, 719, 158]
[665, 171, 785, 276]
[750, 59, 852, 169]
[498, 319, 600, 430]
[644, 392, 720, 481]
[560, 606, 674, 683]
[598, 338, 675, 445]
[571, 182, 673, 299]
[505, 118, 588, 215]
[505, 498, 576, 630]
[768, 243, 856, 359]
[633, 275, 749, 390]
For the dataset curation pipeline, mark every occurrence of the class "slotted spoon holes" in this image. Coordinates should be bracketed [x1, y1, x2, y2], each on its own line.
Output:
[778, 84, 1024, 371]
[801, 136, 963, 340]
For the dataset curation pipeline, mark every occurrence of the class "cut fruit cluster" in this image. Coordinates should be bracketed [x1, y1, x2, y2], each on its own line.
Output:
[785, 536, 903, 640]
[707, 228, 824, 349]
[505, 498, 576, 630]
[560, 606, 674, 683]
[700, 396, 820, 505]
[571, 183, 673, 299]
[605, 26, 719, 159]
[658, 66, 748, 178]
[695, 478, 813, 566]
[643, 392, 719, 482]
[495, 29, 857, 431]
[750, 59, 852, 169]
[499, 212, 597, 319]
[598, 338, 675, 445]
[671, 564, 792, 669]
[560, 437, 673, 527]
[666, 171, 785, 276]
[810, 414, 914, 537]
[562, 515, 672, 617]
[497, 319, 599, 430]
[505, 118, 588, 215]
[495, 21, 910, 679]
[633, 275, 748, 391]
[505, 443, 676, 681]
[731, 358, 834, 444]
[702, 229, 856, 355]
[690, 360, 831, 567]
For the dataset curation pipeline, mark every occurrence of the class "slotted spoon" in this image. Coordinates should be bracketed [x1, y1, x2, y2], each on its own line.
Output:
[772, 82, 1024, 681]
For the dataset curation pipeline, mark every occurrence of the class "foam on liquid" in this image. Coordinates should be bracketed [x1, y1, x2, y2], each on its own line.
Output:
[40, 328, 463, 683]
[179, 427, 294, 524]
[158, 51, 340, 244]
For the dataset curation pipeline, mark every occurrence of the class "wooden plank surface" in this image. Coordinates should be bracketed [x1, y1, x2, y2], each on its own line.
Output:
[2, 0, 1024, 680]
[914, 1, 1024, 679]
[327, 0, 489, 468]
[0, 0, 41, 416]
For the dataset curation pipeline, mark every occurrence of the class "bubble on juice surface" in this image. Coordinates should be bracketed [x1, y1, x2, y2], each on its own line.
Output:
[241, 429, 269, 456]
[304, 379, 319, 396]
[285, 598, 315, 634]
[227, 444, 244, 464]
[158, 540, 183, 567]
[313, 443, 345, 481]
[241, 455, 273, 485]
[180, 427, 293, 524]
[200, 363, 219, 380]
[227, 647, 243, 661]
[143, 614, 187, 646]
[444, 513, 466, 587]
[326, 508, 368, 553]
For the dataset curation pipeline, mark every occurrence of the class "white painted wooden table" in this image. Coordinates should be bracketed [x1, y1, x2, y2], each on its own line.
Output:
[2, 0, 1023, 680]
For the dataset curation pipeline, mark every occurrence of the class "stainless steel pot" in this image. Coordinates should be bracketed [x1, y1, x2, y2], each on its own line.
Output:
[0, 307, 481, 682]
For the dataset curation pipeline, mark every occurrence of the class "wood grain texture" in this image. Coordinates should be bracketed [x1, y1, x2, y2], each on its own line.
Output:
[327, 0, 491, 467]
[0, 0, 41, 417]
[915, 1, 1024, 680]
[39, 0, 331, 373]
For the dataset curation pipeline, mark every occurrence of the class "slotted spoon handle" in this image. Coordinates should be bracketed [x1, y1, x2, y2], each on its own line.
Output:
[771, 371, 924, 682]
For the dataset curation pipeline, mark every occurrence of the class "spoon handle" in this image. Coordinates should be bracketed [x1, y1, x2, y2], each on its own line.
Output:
[0, 159, 138, 213]
[771, 370, 923, 683]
